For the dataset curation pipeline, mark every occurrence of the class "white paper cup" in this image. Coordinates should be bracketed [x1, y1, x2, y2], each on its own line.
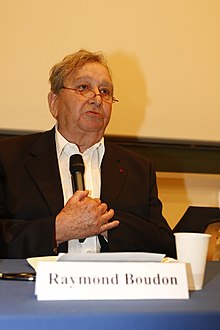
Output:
[174, 232, 211, 290]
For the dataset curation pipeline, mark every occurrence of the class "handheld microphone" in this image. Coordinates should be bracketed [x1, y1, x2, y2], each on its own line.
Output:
[69, 154, 86, 243]
[69, 154, 85, 192]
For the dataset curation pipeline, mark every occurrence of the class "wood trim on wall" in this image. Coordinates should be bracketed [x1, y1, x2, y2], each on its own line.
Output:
[105, 135, 220, 174]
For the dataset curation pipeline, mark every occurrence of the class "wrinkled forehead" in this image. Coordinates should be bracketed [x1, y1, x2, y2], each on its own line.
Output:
[66, 61, 113, 85]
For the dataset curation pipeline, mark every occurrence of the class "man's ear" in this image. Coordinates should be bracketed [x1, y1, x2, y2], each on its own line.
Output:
[48, 91, 59, 119]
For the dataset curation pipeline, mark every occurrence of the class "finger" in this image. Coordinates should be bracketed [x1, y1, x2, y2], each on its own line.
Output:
[97, 202, 108, 215]
[73, 190, 90, 201]
[99, 209, 115, 229]
[93, 198, 102, 205]
[100, 208, 114, 220]
[100, 220, 120, 233]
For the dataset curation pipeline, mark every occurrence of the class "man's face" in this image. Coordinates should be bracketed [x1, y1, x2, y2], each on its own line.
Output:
[48, 61, 113, 142]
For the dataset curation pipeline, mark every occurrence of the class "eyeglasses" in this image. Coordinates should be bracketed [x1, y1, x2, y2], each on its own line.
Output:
[61, 86, 119, 104]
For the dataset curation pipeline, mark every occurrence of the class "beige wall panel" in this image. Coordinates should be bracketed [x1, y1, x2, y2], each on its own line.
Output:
[0, 0, 220, 143]
[157, 172, 220, 228]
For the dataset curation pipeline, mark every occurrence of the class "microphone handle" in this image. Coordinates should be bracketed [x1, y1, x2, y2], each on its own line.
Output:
[72, 171, 85, 192]
[71, 171, 86, 243]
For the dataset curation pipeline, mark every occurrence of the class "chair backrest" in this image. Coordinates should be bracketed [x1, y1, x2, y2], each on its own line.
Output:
[205, 222, 220, 261]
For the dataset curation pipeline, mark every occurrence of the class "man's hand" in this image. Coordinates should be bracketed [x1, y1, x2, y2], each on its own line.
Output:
[55, 190, 119, 244]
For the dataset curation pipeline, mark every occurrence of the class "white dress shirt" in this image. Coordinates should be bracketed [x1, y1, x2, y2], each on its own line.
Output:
[55, 126, 105, 253]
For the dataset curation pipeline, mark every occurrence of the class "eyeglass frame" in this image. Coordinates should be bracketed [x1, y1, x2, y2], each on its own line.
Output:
[60, 86, 119, 104]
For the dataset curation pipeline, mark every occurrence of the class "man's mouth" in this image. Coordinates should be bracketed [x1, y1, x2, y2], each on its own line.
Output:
[85, 110, 103, 119]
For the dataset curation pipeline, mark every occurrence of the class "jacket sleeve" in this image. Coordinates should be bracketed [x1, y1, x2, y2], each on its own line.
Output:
[0, 130, 63, 259]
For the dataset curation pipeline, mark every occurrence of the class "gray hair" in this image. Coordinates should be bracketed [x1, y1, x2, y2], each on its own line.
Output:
[49, 49, 112, 94]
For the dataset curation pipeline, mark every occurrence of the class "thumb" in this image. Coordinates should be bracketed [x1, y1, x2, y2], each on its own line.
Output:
[74, 189, 90, 201]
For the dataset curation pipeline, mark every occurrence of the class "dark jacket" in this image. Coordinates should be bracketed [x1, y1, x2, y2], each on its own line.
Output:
[0, 127, 176, 258]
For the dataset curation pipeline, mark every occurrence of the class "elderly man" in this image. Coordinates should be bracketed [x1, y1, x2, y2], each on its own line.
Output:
[0, 49, 176, 258]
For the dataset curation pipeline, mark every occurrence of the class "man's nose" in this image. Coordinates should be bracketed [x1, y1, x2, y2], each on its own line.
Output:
[91, 89, 103, 106]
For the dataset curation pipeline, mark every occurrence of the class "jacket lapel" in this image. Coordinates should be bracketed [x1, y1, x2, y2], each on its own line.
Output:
[23, 132, 127, 214]
[101, 141, 127, 207]
[24, 128, 64, 215]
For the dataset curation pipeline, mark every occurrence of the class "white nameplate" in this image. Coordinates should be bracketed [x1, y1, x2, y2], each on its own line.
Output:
[35, 261, 189, 300]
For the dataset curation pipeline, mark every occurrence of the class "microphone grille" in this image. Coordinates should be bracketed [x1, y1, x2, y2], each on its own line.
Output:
[69, 154, 85, 175]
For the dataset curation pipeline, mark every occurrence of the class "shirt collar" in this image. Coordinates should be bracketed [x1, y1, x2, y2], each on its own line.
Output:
[55, 125, 105, 166]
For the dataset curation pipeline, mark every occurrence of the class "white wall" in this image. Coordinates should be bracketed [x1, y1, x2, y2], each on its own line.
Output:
[1, 0, 220, 143]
